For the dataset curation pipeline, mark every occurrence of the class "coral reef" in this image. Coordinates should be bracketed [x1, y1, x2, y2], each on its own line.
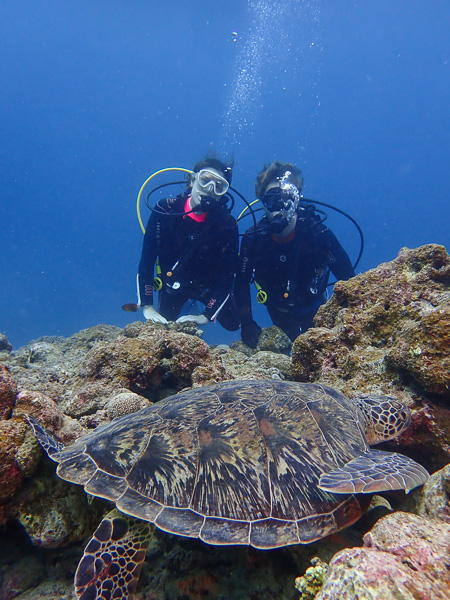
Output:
[385, 306, 450, 394]
[60, 322, 232, 417]
[3, 576, 76, 600]
[0, 244, 448, 599]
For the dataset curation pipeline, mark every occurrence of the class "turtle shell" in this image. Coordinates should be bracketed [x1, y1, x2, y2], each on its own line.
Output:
[52, 380, 369, 549]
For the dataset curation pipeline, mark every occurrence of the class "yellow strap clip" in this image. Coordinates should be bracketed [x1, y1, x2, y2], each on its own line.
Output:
[153, 260, 163, 290]
[254, 281, 268, 304]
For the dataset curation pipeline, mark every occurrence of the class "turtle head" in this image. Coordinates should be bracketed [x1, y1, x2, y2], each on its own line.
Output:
[355, 395, 411, 445]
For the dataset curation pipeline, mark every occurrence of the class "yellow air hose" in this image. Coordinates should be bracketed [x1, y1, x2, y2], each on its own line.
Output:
[136, 167, 193, 234]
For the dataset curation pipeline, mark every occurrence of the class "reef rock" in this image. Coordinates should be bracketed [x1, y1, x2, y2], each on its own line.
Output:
[0, 371, 45, 509]
[190, 345, 291, 386]
[251, 350, 291, 379]
[3, 320, 295, 433]
[0, 365, 17, 419]
[0, 417, 41, 506]
[292, 244, 450, 394]
[317, 512, 450, 600]
[0, 554, 44, 600]
[7, 578, 76, 600]
[0, 333, 12, 352]
[230, 325, 292, 356]
[15, 463, 104, 549]
[13, 389, 85, 445]
[292, 244, 450, 468]
[402, 462, 450, 523]
[256, 325, 292, 355]
[61, 323, 211, 416]
[6, 325, 122, 404]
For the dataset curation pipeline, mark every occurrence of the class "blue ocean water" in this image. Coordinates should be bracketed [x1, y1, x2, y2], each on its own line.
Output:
[1, 0, 449, 349]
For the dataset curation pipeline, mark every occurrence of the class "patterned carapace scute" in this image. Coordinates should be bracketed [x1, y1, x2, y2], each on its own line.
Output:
[53, 380, 370, 548]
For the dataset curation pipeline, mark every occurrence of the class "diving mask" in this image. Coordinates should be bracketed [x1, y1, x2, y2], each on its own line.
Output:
[261, 173, 300, 233]
[261, 187, 297, 213]
[195, 169, 229, 196]
[261, 171, 300, 211]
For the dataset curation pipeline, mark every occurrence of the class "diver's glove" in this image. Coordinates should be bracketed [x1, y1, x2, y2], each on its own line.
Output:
[142, 305, 168, 324]
[176, 314, 209, 325]
[241, 318, 262, 348]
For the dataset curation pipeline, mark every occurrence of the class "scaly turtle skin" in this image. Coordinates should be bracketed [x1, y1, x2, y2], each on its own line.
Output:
[29, 379, 429, 600]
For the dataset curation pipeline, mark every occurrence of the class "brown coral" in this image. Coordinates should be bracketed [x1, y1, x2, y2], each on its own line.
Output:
[105, 391, 151, 419]
[61, 324, 211, 417]
[0, 364, 17, 420]
[385, 306, 450, 394]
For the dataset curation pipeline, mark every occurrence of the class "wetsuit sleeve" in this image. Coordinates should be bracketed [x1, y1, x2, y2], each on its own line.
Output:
[320, 229, 355, 280]
[234, 231, 257, 323]
[202, 216, 239, 321]
[137, 212, 159, 307]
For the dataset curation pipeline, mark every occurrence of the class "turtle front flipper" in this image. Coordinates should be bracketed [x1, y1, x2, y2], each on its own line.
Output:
[318, 449, 429, 494]
[75, 508, 152, 600]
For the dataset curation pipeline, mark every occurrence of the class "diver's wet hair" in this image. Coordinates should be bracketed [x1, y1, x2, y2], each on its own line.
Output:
[255, 161, 304, 198]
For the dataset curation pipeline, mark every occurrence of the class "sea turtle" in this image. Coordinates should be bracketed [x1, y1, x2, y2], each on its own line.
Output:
[28, 379, 429, 600]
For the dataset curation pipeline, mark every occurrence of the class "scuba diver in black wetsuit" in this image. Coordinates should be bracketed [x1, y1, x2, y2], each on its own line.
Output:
[235, 161, 355, 347]
[137, 157, 240, 330]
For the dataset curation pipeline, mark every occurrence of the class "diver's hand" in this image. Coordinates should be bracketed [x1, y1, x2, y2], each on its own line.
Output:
[241, 319, 262, 348]
[176, 314, 209, 325]
[142, 305, 168, 324]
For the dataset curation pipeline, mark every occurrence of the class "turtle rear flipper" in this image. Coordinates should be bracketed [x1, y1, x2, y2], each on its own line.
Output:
[75, 508, 152, 600]
[318, 449, 429, 494]
[27, 416, 64, 458]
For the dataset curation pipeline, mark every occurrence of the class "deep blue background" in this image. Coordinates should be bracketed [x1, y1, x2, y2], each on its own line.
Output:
[1, 1, 449, 348]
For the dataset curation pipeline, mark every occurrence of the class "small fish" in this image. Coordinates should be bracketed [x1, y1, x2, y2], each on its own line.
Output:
[122, 303, 140, 312]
